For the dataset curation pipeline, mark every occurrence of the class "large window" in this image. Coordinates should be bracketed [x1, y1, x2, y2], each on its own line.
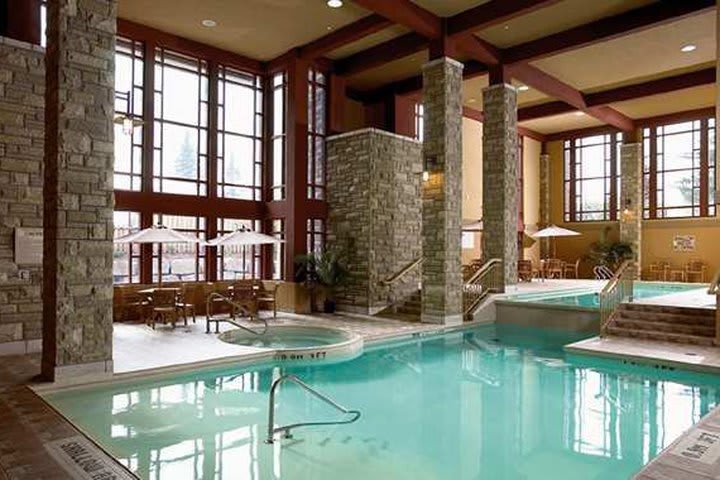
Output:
[307, 218, 326, 255]
[271, 219, 285, 280]
[307, 70, 327, 200]
[217, 66, 263, 200]
[643, 119, 716, 218]
[271, 72, 286, 201]
[113, 211, 141, 284]
[152, 214, 206, 283]
[414, 103, 424, 142]
[114, 37, 144, 191]
[564, 133, 622, 222]
[153, 49, 209, 196]
[216, 219, 261, 280]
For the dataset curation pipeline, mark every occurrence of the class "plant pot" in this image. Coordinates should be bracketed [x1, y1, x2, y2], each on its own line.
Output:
[323, 299, 337, 314]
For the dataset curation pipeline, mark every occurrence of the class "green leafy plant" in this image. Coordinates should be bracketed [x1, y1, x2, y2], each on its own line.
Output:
[586, 226, 634, 270]
[294, 251, 350, 313]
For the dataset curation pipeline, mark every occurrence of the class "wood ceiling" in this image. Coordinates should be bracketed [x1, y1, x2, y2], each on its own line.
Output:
[118, 0, 717, 135]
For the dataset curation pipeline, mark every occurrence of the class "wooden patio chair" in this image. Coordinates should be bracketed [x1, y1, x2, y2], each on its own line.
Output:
[230, 281, 259, 320]
[684, 260, 707, 283]
[563, 259, 581, 279]
[175, 283, 196, 324]
[149, 288, 183, 329]
[254, 280, 278, 318]
[648, 262, 669, 281]
[545, 259, 564, 279]
[518, 260, 533, 282]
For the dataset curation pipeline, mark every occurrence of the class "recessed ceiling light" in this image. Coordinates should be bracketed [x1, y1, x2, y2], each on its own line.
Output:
[201, 19, 217, 27]
[517, 85, 529, 92]
[680, 44, 696, 53]
[575, 111, 585, 116]
[468, 98, 476, 103]
[327, 25, 334, 31]
[327, 0, 343, 7]
[503, 25, 510, 30]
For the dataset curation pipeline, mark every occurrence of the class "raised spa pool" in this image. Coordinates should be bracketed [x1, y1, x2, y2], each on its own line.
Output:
[508, 281, 705, 308]
[45, 324, 720, 479]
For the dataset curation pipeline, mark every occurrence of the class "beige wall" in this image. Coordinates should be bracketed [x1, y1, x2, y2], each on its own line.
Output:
[460, 117, 543, 266]
[547, 139, 720, 279]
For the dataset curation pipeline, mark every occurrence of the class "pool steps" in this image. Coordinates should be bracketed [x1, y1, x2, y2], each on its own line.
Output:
[606, 303, 716, 346]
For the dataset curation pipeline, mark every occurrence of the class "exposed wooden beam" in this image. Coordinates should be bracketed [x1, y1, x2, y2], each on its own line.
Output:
[334, 32, 427, 76]
[298, 14, 393, 60]
[510, 64, 635, 131]
[503, 0, 715, 65]
[454, 34, 501, 66]
[586, 67, 716, 106]
[518, 68, 717, 121]
[351, 0, 442, 39]
[447, 0, 564, 38]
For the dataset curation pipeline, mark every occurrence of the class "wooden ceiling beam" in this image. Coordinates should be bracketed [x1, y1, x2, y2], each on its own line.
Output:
[447, 0, 564, 38]
[334, 32, 428, 76]
[298, 14, 393, 60]
[518, 68, 717, 121]
[503, 0, 715, 65]
[350, 0, 442, 39]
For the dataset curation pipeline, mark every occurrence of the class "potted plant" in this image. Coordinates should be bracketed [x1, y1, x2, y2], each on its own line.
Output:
[295, 251, 349, 313]
[586, 227, 634, 271]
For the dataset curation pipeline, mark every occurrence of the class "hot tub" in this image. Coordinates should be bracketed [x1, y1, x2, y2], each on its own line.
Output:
[219, 325, 363, 365]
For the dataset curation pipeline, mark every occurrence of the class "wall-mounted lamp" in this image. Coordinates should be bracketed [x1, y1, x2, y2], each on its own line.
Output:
[422, 171, 430, 182]
[621, 198, 635, 223]
[114, 91, 143, 135]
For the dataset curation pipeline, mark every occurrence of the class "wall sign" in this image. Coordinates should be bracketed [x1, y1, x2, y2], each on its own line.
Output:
[672, 234, 696, 252]
[14, 228, 43, 265]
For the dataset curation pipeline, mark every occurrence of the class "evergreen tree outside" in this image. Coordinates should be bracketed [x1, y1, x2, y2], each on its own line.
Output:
[175, 131, 197, 179]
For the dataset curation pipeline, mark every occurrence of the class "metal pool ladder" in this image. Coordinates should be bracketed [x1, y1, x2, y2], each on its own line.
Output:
[265, 374, 361, 444]
[205, 292, 268, 335]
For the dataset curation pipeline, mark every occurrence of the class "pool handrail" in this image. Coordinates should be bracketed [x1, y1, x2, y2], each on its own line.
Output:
[265, 374, 361, 444]
[707, 270, 720, 295]
[205, 292, 268, 335]
[599, 260, 636, 336]
[463, 258, 503, 319]
[709, 270, 720, 346]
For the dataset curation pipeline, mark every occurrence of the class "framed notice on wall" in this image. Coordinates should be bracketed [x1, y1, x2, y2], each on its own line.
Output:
[672, 235, 696, 252]
[15, 228, 43, 265]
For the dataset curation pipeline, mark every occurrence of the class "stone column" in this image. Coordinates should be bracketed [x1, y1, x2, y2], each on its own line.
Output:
[539, 152, 551, 259]
[620, 143, 643, 273]
[482, 84, 518, 287]
[42, 0, 116, 381]
[421, 57, 463, 325]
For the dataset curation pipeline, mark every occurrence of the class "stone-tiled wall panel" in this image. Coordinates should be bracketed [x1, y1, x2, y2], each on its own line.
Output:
[42, 0, 116, 377]
[327, 129, 422, 313]
[0, 37, 45, 354]
[421, 57, 464, 324]
[482, 84, 518, 286]
[620, 143, 643, 272]
[539, 153, 551, 259]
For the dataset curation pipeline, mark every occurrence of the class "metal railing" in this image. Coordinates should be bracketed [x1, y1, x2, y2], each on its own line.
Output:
[599, 260, 636, 336]
[463, 258, 503, 319]
[709, 270, 720, 345]
[593, 265, 615, 280]
[265, 374, 361, 444]
[205, 292, 268, 335]
[379, 257, 424, 307]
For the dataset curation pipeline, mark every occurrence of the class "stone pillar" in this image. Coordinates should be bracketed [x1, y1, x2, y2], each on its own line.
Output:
[539, 152, 551, 259]
[42, 0, 116, 381]
[421, 57, 463, 325]
[620, 143, 643, 273]
[482, 84, 518, 287]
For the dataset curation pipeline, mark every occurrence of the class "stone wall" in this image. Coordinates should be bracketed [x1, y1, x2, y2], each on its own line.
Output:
[326, 128, 422, 314]
[42, 0, 116, 380]
[539, 153, 551, 259]
[620, 143, 642, 272]
[0, 37, 45, 355]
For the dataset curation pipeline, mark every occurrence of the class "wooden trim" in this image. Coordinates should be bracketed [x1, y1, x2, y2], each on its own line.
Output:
[298, 14, 392, 60]
[700, 118, 709, 217]
[637, 107, 715, 128]
[115, 191, 265, 218]
[117, 19, 264, 74]
[503, 0, 715, 65]
[546, 125, 618, 142]
[141, 39, 155, 194]
[351, 0, 442, 39]
[5, 0, 41, 45]
[447, 0, 564, 38]
[334, 32, 428, 76]
[455, 35, 501, 66]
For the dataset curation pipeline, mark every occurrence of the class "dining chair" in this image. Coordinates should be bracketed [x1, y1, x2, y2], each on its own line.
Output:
[563, 259, 580, 279]
[175, 283, 196, 324]
[149, 288, 183, 329]
[254, 280, 278, 318]
[684, 260, 707, 283]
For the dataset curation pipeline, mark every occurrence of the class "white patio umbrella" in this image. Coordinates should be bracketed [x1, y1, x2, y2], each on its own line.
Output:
[532, 225, 581, 258]
[207, 227, 283, 280]
[114, 225, 201, 285]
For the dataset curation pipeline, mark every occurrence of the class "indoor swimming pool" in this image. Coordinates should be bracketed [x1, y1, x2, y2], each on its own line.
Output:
[45, 325, 720, 479]
[507, 281, 706, 308]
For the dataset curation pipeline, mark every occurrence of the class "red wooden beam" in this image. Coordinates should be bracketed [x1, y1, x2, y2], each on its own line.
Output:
[518, 68, 717, 121]
[351, 0, 442, 39]
[454, 34, 501, 66]
[298, 14, 393, 60]
[503, 0, 715, 65]
[447, 0, 564, 38]
[334, 32, 428, 76]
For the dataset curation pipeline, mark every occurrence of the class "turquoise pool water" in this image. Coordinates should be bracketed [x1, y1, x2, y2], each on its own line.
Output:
[509, 282, 705, 308]
[46, 325, 720, 480]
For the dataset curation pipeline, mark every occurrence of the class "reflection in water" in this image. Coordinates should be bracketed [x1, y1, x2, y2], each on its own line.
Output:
[48, 326, 720, 479]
